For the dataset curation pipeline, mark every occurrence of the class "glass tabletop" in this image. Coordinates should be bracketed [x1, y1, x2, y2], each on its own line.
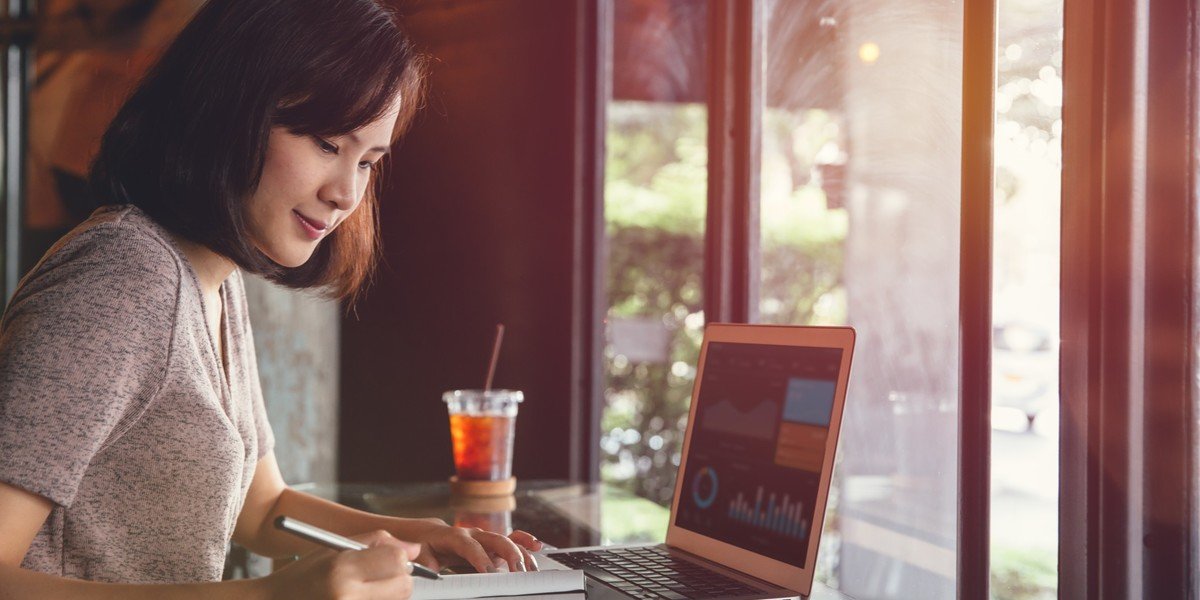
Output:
[292, 479, 670, 550]
[292, 480, 855, 599]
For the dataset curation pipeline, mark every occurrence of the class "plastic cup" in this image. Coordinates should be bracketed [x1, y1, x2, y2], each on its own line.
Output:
[443, 389, 523, 481]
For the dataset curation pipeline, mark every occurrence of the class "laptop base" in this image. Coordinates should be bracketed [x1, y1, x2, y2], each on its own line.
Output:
[542, 544, 801, 600]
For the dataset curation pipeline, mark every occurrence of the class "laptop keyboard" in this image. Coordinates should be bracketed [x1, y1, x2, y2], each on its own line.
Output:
[549, 545, 768, 599]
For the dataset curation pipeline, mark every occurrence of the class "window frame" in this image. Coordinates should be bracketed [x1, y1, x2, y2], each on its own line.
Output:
[0, 0, 32, 304]
[704, 0, 761, 325]
[571, 0, 611, 486]
[959, 0, 997, 596]
[1060, 0, 1199, 597]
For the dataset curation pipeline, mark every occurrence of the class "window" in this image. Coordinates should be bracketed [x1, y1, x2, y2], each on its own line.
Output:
[601, 0, 709, 539]
[758, 1, 963, 596]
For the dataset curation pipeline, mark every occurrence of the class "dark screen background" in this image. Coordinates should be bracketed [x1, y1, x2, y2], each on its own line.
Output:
[674, 342, 843, 568]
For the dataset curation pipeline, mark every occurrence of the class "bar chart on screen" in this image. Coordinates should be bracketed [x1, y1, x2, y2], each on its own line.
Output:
[728, 487, 810, 539]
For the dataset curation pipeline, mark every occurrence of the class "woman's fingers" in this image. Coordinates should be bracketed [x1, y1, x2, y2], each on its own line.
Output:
[472, 530, 530, 572]
[413, 544, 443, 572]
[357, 575, 415, 599]
[343, 529, 423, 581]
[359, 530, 423, 559]
[508, 529, 544, 552]
[516, 541, 539, 572]
[340, 540, 411, 582]
[319, 549, 411, 598]
[266, 529, 425, 600]
[450, 529, 499, 574]
[499, 529, 541, 571]
[358, 545, 411, 582]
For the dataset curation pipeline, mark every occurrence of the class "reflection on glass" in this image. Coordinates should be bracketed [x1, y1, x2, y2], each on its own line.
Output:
[759, 0, 963, 597]
[990, 0, 1062, 598]
[602, 0, 708, 507]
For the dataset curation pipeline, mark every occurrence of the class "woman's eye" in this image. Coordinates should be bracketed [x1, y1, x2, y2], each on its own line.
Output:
[359, 161, 378, 170]
[315, 137, 338, 154]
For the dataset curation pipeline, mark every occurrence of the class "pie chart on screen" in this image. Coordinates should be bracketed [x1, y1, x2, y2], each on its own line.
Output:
[692, 466, 718, 509]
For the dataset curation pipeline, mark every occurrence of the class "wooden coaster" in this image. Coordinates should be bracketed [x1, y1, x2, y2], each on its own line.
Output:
[449, 476, 517, 497]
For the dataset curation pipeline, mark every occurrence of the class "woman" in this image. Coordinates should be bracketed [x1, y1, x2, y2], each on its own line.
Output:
[0, 1, 541, 598]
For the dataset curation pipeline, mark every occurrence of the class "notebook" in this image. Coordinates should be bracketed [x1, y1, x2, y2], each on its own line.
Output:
[411, 569, 585, 600]
[540, 324, 857, 599]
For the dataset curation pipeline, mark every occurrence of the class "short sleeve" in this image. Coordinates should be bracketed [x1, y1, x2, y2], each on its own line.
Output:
[0, 225, 179, 507]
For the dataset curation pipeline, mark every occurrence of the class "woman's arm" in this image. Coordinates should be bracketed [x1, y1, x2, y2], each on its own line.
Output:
[0, 563, 266, 600]
[233, 452, 411, 559]
[0, 481, 268, 599]
[0, 481, 51, 567]
[233, 452, 542, 573]
[0, 480, 413, 600]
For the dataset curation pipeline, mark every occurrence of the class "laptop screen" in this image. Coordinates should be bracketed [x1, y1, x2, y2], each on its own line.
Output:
[673, 341, 843, 569]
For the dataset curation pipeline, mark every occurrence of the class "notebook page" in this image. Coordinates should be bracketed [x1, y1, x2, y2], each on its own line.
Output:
[471, 595, 583, 600]
[410, 569, 586, 600]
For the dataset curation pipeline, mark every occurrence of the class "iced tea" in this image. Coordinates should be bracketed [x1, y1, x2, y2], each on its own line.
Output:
[449, 414, 515, 480]
[443, 389, 523, 482]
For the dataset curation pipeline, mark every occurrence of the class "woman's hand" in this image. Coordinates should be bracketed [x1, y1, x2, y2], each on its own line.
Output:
[404, 519, 545, 574]
[262, 530, 419, 600]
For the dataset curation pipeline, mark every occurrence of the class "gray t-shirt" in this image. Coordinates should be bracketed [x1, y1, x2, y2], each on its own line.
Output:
[0, 204, 275, 583]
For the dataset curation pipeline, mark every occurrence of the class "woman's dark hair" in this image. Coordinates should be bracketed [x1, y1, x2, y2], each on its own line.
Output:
[89, 0, 427, 304]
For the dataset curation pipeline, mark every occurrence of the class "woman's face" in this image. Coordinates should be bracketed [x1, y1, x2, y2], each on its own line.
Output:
[246, 102, 401, 268]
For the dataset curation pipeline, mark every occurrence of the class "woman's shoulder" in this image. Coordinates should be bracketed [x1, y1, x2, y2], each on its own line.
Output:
[18, 204, 186, 300]
[47, 204, 181, 272]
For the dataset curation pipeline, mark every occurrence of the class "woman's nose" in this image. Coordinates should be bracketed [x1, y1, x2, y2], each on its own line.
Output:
[318, 168, 362, 212]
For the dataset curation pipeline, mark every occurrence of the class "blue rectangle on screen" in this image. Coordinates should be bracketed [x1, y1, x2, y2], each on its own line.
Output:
[782, 378, 837, 426]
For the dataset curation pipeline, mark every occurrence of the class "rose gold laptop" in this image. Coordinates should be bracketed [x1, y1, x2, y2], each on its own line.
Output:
[541, 324, 856, 599]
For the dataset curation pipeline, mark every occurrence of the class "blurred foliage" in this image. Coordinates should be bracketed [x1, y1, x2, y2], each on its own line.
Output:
[601, 101, 846, 505]
[606, 103, 707, 235]
[599, 486, 671, 544]
[991, 547, 1057, 600]
[602, 223, 703, 505]
[760, 107, 848, 325]
[994, 1, 1063, 207]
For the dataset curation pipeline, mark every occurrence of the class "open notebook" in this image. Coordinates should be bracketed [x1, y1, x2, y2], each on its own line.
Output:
[411, 569, 585, 600]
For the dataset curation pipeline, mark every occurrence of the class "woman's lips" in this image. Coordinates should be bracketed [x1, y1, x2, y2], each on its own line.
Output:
[293, 210, 328, 240]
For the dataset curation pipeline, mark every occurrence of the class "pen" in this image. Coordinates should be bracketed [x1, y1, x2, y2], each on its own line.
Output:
[274, 516, 442, 580]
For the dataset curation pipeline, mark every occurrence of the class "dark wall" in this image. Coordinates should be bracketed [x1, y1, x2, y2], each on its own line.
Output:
[339, 0, 589, 483]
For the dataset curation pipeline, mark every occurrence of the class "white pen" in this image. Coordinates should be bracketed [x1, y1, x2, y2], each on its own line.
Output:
[274, 515, 442, 580]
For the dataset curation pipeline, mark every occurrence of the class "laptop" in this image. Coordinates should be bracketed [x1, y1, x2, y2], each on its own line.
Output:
[540, 323, 856, 599]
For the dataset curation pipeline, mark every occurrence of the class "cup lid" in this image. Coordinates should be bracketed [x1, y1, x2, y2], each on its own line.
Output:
[442, 389, 524, 403]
